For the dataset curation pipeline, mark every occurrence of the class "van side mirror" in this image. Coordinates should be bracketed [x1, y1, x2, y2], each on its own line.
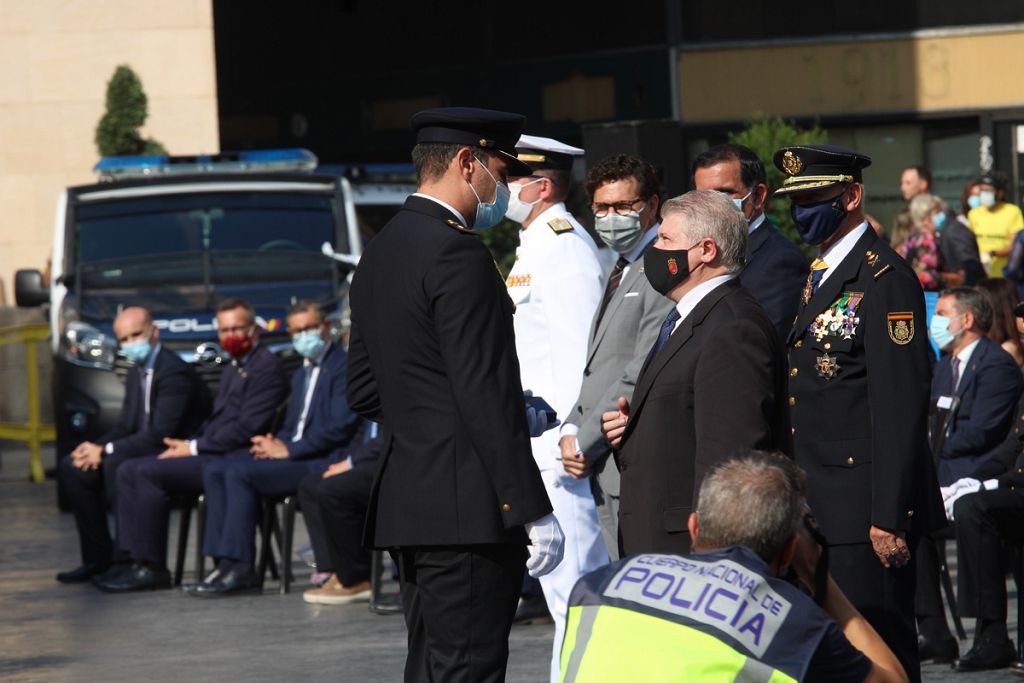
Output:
[15, 269, 48, 307]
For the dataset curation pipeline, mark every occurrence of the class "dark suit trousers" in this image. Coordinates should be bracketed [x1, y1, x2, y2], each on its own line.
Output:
[59, 451, 134, 566]
[830, 542, 920, 683]
[393, 544, 526, 683]
[116, 453, 241, 567]
[914, 532, 951, 636]
[297, 463, 374, 586]
[202, 456, 329, 567]
[955, 489, 1024, 621]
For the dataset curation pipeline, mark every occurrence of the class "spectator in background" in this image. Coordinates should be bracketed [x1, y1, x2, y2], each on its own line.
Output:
[900, 165, 931, 202]
[889, 210, 915, 250]
[968, 171, 1024, 277]
[957, 179, 982, 229]
[901, 194, 945, 291]
[930, 193, 985, 287]
[976, 278, 1024, 366]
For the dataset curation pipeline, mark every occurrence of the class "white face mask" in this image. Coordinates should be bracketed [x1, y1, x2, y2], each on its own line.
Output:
[505, 178, 544, 224]
[980, 190, 997, 208]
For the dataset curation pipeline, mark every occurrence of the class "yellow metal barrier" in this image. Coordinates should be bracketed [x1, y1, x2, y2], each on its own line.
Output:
[0, 323, 55, 482]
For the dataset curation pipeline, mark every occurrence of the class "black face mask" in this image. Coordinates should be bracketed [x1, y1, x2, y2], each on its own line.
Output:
[643, 244, 697, 296]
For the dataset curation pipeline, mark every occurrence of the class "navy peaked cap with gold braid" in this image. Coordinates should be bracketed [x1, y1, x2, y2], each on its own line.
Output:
[411, 107, 532, 176]
[772, 144, 872, 196]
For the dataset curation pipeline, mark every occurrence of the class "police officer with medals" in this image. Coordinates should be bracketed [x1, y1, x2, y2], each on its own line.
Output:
[775, 144, 942, 682]
[505, 134, 608, 682]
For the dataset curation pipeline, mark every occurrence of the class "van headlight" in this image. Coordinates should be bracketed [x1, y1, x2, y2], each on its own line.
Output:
[62, 321, 116, 369]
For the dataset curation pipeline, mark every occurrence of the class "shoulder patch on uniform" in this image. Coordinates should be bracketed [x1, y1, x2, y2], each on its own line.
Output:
[887, 312, 914, 345]
[446, 218, 474, 234]
[547, 218, 574, 234]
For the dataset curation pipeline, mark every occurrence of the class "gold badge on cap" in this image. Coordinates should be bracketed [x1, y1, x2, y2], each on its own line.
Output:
[887, 312, 914, 345]
[782, 150, 804, 176]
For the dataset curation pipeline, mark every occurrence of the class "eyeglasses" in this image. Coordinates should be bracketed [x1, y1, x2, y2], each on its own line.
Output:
[591, 199, 646, 218]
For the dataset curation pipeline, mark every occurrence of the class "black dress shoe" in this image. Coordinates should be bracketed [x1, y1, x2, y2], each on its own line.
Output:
[954, 638, 1017, 671]
[918, 634, 958, 663]
[91, 563, 132, 586]
[513, 595, 553, 625]
[369, 592, 403, 615]
[56, 563, 109, 584]
[94, 564, 171, 593]
[190, 569, 260, 598]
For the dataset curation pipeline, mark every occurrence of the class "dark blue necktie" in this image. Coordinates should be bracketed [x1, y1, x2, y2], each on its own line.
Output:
[651, 308, 682, 358]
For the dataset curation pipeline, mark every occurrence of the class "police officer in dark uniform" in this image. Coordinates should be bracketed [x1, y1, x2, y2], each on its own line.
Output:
[775, 144, 943, 683]
[346, 107, 562, 683]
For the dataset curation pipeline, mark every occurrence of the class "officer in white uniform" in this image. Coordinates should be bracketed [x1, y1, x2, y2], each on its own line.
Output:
[504, 134, 608, 683]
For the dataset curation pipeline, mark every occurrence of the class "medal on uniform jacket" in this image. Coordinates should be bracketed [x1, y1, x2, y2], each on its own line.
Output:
[815, 353, 840, 379]
[887, 312, 915, 345]
[809, 292, 863, 342]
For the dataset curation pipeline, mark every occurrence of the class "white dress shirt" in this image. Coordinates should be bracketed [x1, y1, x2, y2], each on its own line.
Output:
[412, 192, 469, 227]
[671, 274, 737, 333]
[817, 221, 870, 285]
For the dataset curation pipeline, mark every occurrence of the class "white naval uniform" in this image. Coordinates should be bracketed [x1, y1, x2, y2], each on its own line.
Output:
[506, 202, 608, 683]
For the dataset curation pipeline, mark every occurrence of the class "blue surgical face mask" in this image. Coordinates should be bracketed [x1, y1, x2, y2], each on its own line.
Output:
[929, 313, 963, 351]
[732, 189, 753, 220]
[790, 190, 849, 245]
[120, 338, 152, 364]
[292, 330, 326, 359]
[979, 190, 996, 208]
[469, 156, 510, 229]
[967, 195, 982, 210]
[932, 211, 948, 231]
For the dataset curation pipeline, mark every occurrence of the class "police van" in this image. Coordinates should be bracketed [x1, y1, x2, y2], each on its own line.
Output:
[14, 149, 412, 458]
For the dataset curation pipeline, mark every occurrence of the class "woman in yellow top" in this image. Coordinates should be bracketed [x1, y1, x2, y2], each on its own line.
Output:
[968, 171, 1024, 276]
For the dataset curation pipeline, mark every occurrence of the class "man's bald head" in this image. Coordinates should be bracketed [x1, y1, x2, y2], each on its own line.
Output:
[113, 307, 157, 346]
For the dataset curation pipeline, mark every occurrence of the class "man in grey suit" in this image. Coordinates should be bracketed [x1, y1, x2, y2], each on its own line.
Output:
[560, 154, 675, 559]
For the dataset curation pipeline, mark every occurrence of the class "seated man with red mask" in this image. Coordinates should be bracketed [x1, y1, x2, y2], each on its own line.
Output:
[94, 298, 289, 592]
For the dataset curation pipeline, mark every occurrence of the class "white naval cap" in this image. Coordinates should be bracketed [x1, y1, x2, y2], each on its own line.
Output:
[515, 134, 584, 173]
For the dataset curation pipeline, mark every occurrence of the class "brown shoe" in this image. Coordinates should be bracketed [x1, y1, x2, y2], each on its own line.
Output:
[303, 575, 372, 605]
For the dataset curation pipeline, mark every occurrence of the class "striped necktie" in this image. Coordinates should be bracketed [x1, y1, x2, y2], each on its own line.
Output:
[594, 256, 630, 330]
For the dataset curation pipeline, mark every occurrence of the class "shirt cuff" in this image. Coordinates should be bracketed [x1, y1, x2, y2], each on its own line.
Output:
[559, 423, 579, 438]
[104, 442, 114, 455]
[345, 455, 353, 468]
[189, 440, 198, 456]
[984, 479, 999, 491]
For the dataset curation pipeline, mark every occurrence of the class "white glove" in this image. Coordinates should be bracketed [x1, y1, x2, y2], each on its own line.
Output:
[524, 513, 565, 578]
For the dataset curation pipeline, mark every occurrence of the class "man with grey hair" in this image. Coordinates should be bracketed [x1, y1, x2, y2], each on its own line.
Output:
[601, 190, 790, 555]
[559, 451, 908, 682]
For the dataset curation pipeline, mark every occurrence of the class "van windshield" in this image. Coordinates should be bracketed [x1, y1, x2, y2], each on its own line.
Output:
[74, 191, 337, 288]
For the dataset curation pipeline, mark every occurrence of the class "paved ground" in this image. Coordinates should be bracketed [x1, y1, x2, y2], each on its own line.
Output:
[0, 447, 1020, 681]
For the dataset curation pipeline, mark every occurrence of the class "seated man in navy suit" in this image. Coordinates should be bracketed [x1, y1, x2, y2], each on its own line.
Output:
[915, 286, 1023, 663]
[57, 306, 211, 583]
[692, 143, 808, 339]
[188, 300, 361, 597]
[95, 298, 289, 592]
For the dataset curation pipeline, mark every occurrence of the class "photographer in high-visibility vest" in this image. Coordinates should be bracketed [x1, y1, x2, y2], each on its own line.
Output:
[560, 451, 908, 683]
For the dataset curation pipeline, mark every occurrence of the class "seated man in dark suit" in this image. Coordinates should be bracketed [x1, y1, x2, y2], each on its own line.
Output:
[187, 300, 361, 596]
[57, 306, 211, 583]
[931, 287, 1022, 486]
[692, 143, 808, 340]
[915, 286, 1023, 662]
[298, 428, 382, 605]
[600, 190, 791, 556]
[94, 298, 288, 592]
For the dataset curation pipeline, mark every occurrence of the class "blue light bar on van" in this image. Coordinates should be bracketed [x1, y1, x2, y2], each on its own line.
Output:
[94, 149, 319, 179]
